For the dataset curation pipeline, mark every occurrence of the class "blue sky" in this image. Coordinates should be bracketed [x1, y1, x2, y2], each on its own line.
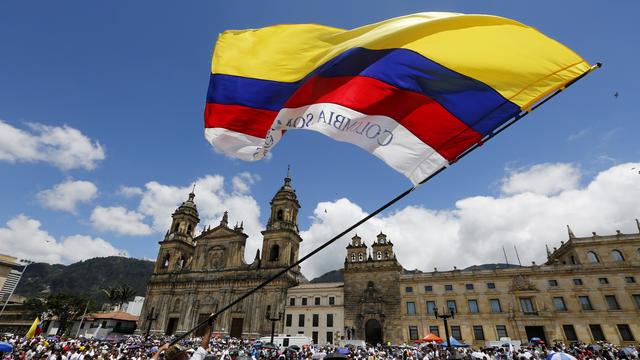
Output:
[1, 1, 639, 278]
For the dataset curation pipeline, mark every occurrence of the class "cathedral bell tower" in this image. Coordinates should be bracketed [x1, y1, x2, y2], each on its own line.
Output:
[261, 170, 302, 270]
[154, 189, 200, 273]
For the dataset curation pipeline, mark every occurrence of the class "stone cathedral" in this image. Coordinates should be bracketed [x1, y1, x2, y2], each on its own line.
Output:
[138, 175, 302, 337]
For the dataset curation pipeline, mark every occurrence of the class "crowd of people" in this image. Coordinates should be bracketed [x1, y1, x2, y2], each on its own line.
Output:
[1, 325, 638, 360]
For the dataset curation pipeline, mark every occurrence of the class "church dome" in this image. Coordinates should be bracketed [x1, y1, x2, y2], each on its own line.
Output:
[173, 191, 199, 218]
[272, 175, 298, 202]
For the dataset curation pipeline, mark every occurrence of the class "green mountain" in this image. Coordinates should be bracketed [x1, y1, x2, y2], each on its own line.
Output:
[15, 256, 154, 306]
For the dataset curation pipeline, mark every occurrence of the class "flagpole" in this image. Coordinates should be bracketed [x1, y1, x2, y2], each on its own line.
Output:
[76, 299, 90, 338]
[169, 63, 601, 345]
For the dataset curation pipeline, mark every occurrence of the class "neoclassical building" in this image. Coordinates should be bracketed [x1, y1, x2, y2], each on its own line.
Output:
[342, 223, 640, 346]
[138, 175, 303, 337]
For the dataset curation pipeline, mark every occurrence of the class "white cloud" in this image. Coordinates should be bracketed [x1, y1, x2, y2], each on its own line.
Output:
[118, 186, 143, 197]
[501, 163, 581, 195]
[90, 206, 153, 236]
[0, 214, 126, 264]
[37, 180, 98, 213]
[232, 172, 260, 194]
[299, 162, 640, 279]
[0, 120, 105, 170]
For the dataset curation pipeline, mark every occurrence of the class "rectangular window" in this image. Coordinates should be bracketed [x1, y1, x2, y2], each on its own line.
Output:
[406, 302, 416, 315]
[590, 324, 606, 341]
[598, 277, 609, 285]
[634, 294, 640, 310]
[563, 325, 578, 342]
[490, 299, 502, 313]
[605, 295, 620, 310]
[553, 297, 567, 311]
[312, 331, 318, 344]
[429, 326, 440, 336]
[406, 286, 413, 293]
[426, 301, 436, 314]
[466, 283, 474, 290]
[496, 325, 508, 338]
[473, 325, 485, 340]
[573, 278, 583, 285]
[548, 280, 558, 287]
[329, 296, 335, 305]
[451, 326, 462, 340]
[468, 299, 479, 313]
[327, 314, 333, 327]
[285, 314, 292, 327]
[519, 298, 535, 314]
[409, 326, 419, 340]
[487, 282, 496, 289]
[445, 284, 453, 291]
[579, 296, 593, 311]
[289, 298, 295, 306]
[447, 300, 457, 313]
[312, 314, 319, 327]
[326, 331, 333, 344]
[302, 298, 308, 306]
[625, 276, 636, 284]
[298, 314, 305, 327]
[617, 324, 635, 341]
[315, 297, 321, 305]
[425, 285, 433, 292]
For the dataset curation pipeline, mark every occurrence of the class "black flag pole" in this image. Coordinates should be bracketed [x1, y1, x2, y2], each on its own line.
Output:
[169, 63, 601, 345]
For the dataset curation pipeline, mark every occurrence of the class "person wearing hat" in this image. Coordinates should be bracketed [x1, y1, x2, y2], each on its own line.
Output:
[153, 315, 215, 360]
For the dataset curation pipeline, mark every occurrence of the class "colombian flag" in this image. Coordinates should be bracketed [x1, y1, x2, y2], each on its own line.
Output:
[26, 317, 43, 339]
[204, 13, 592, 184]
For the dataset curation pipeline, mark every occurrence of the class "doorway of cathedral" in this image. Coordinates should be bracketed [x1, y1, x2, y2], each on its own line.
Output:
[365, 319, 383, 345]
[230, 318, 244, 338]
[166, 318, 178, 335]
[524, 326, 547, 344]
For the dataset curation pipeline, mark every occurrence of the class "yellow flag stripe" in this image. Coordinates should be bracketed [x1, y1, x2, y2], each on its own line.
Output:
[211, 13, 589, 108]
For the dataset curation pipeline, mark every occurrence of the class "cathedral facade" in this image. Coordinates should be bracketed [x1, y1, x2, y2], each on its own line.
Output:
[138, 175, 302, 338]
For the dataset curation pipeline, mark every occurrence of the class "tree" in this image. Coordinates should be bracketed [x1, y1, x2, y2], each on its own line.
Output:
[117, 284, 136, 309]
[102, 284, 137, 311]
[23, 297, 47, 319]
[102, 286, 121, 310]
[44, 293, 94, 336]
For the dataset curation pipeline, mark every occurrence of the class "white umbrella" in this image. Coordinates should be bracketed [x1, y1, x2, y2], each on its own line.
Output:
[546, 352, 577, 360]
[312, 352, 327, 359]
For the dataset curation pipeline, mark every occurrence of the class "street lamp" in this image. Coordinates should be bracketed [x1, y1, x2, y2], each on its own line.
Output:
[265, 309, 283, 345]
[434, 306, 455, 356]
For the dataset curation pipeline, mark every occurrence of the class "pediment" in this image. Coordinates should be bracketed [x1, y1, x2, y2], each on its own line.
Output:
[197, 225, 246, 240]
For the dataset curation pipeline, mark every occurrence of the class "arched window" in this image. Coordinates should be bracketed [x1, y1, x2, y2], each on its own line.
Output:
[276, 209, 284, 221]
[173, 223, 180, 232]
[358, 253, 364, 262]
[187, 224, 193, 235]
[376, 251, 382, 260]
[586, 251, 600, 263]
[570, 256, 577, 264]
[269, 244, 280, 261]
[611, 250, 625, 262]
[384, 251, 390, 259]
[178, 256, 186, 269]
[173, 298, 181, 312]
[351, 253, 356, 262]
[290, 249, 296, 264]
[162, 254, 170, 268]
[637, 248, 640, 257]
[266, 305, 272, 317]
